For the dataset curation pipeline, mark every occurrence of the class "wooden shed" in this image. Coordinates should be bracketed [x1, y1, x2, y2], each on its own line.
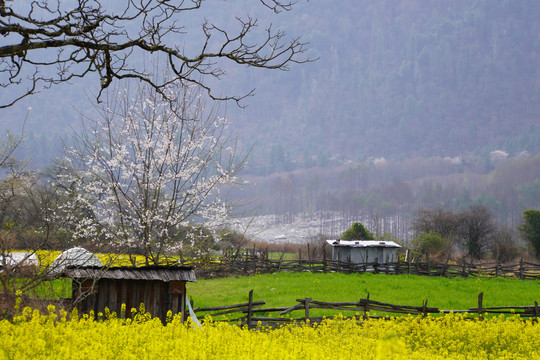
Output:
[326, 240, 401, 264]
[63, 266, 196, 322]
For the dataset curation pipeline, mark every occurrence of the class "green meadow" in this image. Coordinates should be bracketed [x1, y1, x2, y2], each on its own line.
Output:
[188, 272, 540, 314]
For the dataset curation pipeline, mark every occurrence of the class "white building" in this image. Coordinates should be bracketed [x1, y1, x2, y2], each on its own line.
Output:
[326, 240, 401, 264]
[0, 252, 39, 267]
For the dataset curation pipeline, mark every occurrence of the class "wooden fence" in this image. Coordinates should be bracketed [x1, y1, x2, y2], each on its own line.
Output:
[192, 290, 540, 329]
[192, 253, 540, 280]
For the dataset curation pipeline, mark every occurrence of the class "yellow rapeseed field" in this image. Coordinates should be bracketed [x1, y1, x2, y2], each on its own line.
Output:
[1, 304, 539, 360]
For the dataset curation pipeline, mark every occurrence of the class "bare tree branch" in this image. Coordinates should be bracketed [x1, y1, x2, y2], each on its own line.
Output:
[0, 0, 312, 108]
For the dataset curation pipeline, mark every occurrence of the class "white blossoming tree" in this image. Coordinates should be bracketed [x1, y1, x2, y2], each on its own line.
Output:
[56, 80, 244, 264]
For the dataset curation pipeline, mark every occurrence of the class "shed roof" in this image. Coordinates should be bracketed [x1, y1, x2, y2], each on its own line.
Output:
[63, 265, 196, 282]
[49, 247, 103, 276]
[326, 240, 401, 248]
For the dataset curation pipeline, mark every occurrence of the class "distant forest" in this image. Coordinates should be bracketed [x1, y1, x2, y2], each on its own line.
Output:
[230, 154, 540, 240]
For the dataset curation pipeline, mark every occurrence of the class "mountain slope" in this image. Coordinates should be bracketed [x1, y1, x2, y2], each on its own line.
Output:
[1, 0, 539, 172]
[229, 0, 540, 173]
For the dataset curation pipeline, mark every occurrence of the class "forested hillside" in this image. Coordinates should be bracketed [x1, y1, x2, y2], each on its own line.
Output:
[235, 0, 540, 174]
[2, 0, 539, 173]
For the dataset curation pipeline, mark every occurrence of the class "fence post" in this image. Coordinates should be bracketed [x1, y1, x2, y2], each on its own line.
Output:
[247, 289, 253, 329]
[422, 299, 428, 317]
[478, 292, 484, 321]
[323, 246, 328, 273]
[304, 298, 311, 321]
[519, 256, 524, 279]
[243, 250, 249, 274]
[307, 243, 313, 270]
[495, 259, 500, 278]
[408, 256, 411, 275]
[534, 301, 539, 319]
[440, 254, 450, 276]
[364, 293, 370, 320]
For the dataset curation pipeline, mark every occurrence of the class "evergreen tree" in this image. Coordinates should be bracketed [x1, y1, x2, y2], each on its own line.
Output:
[341, 222, 374, 240]
[519, 209, 540, 258]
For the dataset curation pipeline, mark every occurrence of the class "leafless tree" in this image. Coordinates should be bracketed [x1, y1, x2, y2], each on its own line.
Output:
[459, 205, 496, 260]
[0, 138, 73, 302]
[0, 130, 26, 236]
[0, 173, 71, 294]
[489, 225, 519, 263]
[412, 206, 497, 260]
[411, 207, 461, 256]
[411, 207, 459, 238]
[0, 127, 23, 168]
[0, 0, 311, 109]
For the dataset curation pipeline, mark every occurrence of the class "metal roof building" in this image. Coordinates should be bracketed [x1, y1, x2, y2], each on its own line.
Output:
[326, 240, 401, 264]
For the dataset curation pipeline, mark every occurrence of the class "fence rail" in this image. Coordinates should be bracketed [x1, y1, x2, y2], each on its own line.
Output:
[190, 253, 540, 280]
[192, 290, 540, 329]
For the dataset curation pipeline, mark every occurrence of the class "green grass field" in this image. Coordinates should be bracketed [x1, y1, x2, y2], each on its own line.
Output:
[266, 252, 297, 260]
[188, 272, 540, 317]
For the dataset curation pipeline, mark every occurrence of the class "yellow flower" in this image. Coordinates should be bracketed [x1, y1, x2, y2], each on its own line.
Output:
[1, 309, 539, 359]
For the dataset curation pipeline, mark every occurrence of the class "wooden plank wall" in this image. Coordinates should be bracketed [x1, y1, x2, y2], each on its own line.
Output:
[72, 279, 186, 322]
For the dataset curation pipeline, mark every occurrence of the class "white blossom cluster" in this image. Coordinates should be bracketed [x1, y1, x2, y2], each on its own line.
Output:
[55, 81, 243, 262]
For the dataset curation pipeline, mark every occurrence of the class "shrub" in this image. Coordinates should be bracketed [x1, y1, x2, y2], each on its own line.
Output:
[341, 222, 374, 240]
